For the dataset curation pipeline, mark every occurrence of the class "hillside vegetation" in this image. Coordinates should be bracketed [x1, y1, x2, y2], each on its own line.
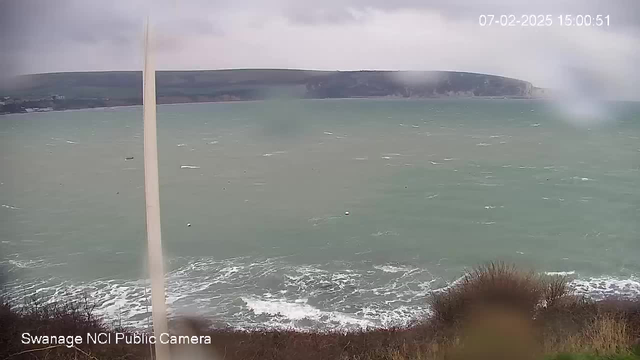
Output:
[0, 69, 536, 113]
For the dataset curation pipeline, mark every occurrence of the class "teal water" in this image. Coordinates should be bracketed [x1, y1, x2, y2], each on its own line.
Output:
[1, 99, 639, 330]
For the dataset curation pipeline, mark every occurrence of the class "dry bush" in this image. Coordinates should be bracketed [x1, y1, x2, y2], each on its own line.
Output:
[446, 307, 541, 360]
[541, 296, 640, 356]
[539, 295, 600, 347]
[204, 326, 440, 360]
[0, 295, 150, 360]
[585, 314, 631, 354]
[430, 262, 546, 331]
[427, 262, 637, 357]
[546, 313, 632, 355]
[597, 299, 640, 339]
[542, 275, 573, 308]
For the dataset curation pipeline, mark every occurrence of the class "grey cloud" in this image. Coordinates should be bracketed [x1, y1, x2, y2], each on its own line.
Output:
[280, 0, 640, 29]
[0, 0, 638, 100]
[155, 17, 224, 38]
[1, 0, 139, 50]
[0, 0, 232, 75]
[285, 7, 363, 25]
[0, 1, 28, 76]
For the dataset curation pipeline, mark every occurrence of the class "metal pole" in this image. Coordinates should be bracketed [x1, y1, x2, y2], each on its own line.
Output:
[143, 18, 170, 360]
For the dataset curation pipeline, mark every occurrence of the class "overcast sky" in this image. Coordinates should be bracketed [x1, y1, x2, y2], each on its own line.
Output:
[1, 0, 639, 97]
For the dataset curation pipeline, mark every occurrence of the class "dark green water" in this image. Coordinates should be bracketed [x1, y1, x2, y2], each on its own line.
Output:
[1, 99, 639, 330]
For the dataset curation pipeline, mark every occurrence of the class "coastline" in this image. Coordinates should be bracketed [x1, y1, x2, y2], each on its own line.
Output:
[0, 95, 547, 116]
[3, 263, 639, 360]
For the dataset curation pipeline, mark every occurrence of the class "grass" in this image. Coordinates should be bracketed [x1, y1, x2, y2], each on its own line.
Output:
[1, 262, 639, 359]
[546, 354, 640, 360]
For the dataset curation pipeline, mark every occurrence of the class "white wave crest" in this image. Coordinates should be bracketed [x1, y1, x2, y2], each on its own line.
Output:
[545, 271, 576, 276]
[242, 297, 373, 328]
[571, 276, 640, 300]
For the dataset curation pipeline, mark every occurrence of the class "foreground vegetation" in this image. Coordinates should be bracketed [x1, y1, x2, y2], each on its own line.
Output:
[2, 262, 639, 359]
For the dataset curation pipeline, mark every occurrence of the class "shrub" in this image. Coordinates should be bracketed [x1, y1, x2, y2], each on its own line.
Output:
[430, 262, 546, 330]
[446, 307, 541, 360]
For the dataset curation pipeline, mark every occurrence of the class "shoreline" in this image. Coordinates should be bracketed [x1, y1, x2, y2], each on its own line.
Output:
[4, 261, 638, 332]
[3, 262, 639, 360]
[0, 96, 549, 116]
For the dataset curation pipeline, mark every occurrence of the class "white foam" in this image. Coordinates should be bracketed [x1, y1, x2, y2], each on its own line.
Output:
[218, 266, 242, 279]
[1, 204, 19, 210]
[323, 131, 333, 135]
[476, 143, 491, 146]
[177, 144, 186, 147]
[374, 265, 414, 273]
[572, 276, 640, 299]
[357, 305, 427, 328]
[371, 231, 399, 237]
[18, 256, 638, 333]
[242, 297, 373, 328]
[180, 165, 201, 169]
[8, 259, 65, 269]
[545, 271, 576, 276]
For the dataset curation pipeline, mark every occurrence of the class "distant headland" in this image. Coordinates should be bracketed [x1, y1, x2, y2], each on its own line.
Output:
[0, 69, 549, 114]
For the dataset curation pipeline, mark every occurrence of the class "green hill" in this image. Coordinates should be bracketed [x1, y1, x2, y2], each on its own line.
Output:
[0, 69, 536, 113]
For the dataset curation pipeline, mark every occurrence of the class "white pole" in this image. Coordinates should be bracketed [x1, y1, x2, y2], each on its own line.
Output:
[143, 19, 170, 360]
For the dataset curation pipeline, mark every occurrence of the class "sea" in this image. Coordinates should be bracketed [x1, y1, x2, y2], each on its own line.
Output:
[1, 98, 639, 331]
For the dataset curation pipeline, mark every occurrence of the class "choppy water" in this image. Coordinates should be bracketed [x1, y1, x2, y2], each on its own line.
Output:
[1, 99, 639, 330]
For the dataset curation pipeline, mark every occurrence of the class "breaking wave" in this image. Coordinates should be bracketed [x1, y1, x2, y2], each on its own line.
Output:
[3, 257, 639, 332]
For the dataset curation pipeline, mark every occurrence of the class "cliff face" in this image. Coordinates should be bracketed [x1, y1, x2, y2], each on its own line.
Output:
[1, 69, 536, 113]
[305, 71, 533, 99]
